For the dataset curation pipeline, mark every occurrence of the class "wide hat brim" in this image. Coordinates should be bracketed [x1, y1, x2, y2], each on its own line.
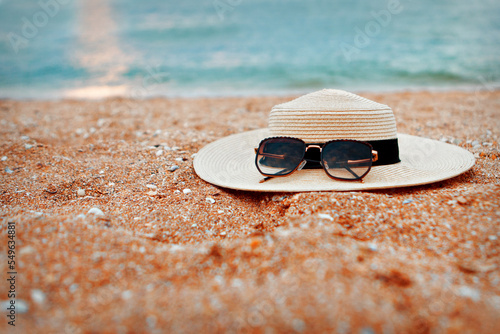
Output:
[193, 129, 475, 192]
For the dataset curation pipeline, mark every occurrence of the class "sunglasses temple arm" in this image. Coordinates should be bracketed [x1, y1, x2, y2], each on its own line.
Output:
[344, 158, 372, 178]
[344, 164, 361, 178]
[258, 152, 286, 159]
[259, 159, 307, 183]
[259, 176, 273, 183]
[347, 158, 371, 164]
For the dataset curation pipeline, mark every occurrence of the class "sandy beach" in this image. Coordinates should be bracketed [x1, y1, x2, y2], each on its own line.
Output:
[1, 90, 499, 333]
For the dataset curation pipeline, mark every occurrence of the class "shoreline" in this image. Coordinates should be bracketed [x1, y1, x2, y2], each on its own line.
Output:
[1, 85, 499, 102]
[1, 90, 499, 333]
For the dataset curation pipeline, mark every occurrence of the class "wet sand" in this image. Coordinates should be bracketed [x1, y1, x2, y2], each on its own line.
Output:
[0, 90, 499, 333]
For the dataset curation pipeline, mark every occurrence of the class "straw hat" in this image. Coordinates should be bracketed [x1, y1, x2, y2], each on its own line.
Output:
[193, 89, 474, 192]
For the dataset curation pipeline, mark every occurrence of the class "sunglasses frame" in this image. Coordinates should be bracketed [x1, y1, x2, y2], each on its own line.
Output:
[255, 136, 378, 181]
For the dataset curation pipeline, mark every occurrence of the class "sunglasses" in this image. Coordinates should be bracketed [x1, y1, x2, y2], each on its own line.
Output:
[255, 137, 379, 182]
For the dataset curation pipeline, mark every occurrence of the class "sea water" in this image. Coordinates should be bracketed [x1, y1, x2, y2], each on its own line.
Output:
[0, 0, 499, 99]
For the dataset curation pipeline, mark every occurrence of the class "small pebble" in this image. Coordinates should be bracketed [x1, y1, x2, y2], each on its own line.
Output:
[488, 235, 498, 241]
[457, 286, 481, 302]
[0, 300, 29, 313]
[97, 118, 106, 127]
[318, 213, 333, 221]
[456, 196, 468, 205]
[156, 150, 164, 156]
[206, 197, 215, 204]
[169, 165, 179, 172]
[25, 144, 33, 149]
[217, 210, 224, 214]
[146, 315, 157, 328]
[292, 318, 306, 333]
[31, 289, 46, 304]
[191, 224, 197, 228]
[175, 157, 183, 162]
[402, 199, 413, 204]
[5, 167, 13, 174]
[146, 184, 158, 195]
[1, 156, 7, 161]
[122, 290, 132, 300]
[360, 328, 375, 334]
[5, 300, 28, 313]
[77, 189, 86, 197]
[249, 238, 262, 249]
[21, 135, 30, 140]
[367, 243, 378, 252]
[183, 189, 192, 195]
[45, 185, 57, 194]
[87, 207, 104, 216]
[272, 195, 286, 202]
[19, 246, 36, 255]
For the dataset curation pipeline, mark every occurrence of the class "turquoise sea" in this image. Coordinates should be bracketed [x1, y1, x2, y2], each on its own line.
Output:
[0, 0, 499, 99]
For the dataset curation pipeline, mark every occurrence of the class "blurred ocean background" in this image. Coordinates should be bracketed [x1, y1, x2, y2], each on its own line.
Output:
[0, 0, 499, 99]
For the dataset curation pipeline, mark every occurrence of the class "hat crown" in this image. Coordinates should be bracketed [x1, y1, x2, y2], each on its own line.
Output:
[269, 89, 398, 142]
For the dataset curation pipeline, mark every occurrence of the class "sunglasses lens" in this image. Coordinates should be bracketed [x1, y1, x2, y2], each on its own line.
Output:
[322, 141, 372, 180]
[256, 138, 305, 176]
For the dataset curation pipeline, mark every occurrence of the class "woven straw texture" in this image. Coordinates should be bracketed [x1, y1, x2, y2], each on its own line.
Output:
[269, 89, 397, 142]
[193, 129, 475, 192]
